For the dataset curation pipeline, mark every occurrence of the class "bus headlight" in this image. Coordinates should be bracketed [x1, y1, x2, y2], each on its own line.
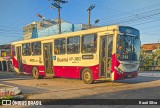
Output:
[114, 66, 123, 74]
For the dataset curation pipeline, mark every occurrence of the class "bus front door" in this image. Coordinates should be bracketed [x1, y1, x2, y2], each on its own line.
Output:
[16, 46, 23, 73]
[43, 43, 53, 76]
[100, 36, 113, 78]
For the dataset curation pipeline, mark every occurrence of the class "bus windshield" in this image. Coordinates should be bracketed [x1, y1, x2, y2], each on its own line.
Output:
[117, 35, 140, 61]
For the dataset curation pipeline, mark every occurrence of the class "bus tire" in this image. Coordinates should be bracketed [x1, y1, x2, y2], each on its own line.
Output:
[82, 68, 94, 84]
[32, 67, 43, 79]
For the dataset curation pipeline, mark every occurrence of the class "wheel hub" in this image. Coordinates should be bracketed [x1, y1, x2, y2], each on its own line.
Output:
[84, 72, 91, 81]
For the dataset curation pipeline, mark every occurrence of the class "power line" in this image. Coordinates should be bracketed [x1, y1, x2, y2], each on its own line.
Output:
[98, 8, 160, 28]
[99, 7, 160, 26]
[141, 33, 160, 36]
[95, 2, 160, 26]
[130, 17, 160, 26]
[49, 0, 68, 34]
[98, 2, 160, 23]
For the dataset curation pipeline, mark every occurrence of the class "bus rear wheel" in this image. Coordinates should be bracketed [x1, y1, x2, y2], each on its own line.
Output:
[82, 68, 94, 84]
[32, 67, 43, 79]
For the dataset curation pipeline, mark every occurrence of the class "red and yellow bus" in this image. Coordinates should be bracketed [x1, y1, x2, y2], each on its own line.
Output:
[11, 25, 140, 84]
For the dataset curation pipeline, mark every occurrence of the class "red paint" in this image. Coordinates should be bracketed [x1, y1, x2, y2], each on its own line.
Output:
[12, 56, 18, 69]
[37, 66, 45, 75]
[13, 55, 106, 80]
[12, 48, 18, 69]
[22, 64, 32, 74]
[21, 64, 45, 76]
[12, 53, 138, 81]
[111, 53, 138, 80]
[12, 56, 99, 79]
[53, 65, 99, 80]
[111, 53, 121, 80]
[12, 56, 45, 76]
[91, 65, 99, 80]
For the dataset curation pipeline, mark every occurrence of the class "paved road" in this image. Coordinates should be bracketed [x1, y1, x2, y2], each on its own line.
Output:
[0, 72, 31, 80]
[0, 72, 48, 94]
[0, 71, 160, 108]
[0, 71, 160, 95]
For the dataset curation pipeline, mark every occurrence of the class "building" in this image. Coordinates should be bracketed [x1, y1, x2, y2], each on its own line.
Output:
[23, 22, 37, 40]
[0, 44, 11, 59]
[0, 44, 12, 71]
[141, 43, 160, 56]
[140, 43, 160, 70]
[23, 19, 88, 40]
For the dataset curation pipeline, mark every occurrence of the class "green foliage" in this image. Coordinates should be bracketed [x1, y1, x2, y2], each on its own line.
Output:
[140, 48, 160, 71]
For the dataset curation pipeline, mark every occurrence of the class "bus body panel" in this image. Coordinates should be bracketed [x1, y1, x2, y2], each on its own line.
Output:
[53, 64, 99, 80]
[112, 53, 138, 80]
[12, 53, 100, 79]
[11, 25, 140, 82]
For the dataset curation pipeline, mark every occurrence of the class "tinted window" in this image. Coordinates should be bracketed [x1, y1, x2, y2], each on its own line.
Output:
[117, 35, 140, 61]
[32, 42, 41, 55]
[108, 37, 113, 57]
[82, 34, 97, 53]
[54, 38, 66, 54]
[22, 43, 31, 56]
[67, 36, 80, 54]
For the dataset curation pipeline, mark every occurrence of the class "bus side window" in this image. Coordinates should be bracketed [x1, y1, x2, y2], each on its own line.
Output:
[67, 36, 80, 54]
[108, 37, 113, 57]
[54, 38, 66, 54]
[32, 42, 41, 55]
[22, 43, 31, 56]
[82, 34, 97, 53]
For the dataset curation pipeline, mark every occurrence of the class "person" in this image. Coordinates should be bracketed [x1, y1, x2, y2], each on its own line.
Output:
[117, 45, 123, 59]
[54, 47, 59, 54]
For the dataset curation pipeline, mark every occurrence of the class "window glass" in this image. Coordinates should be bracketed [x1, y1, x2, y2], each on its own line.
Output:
[82, 34, 97, 53]
[67, 36, 80, 53]
[12, 45, 16, 56]
[108, 37, 113, 57]
[54, 38, 66, 54]
[22, 43, 31, 56]
[32, 42, 41, 55]
[117, 35, 140, 61]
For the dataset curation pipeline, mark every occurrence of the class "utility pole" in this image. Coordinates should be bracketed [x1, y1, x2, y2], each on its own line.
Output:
[87, 4, 95, 29]
[49, 0, 68, 34]
[58, 2, 61, 34]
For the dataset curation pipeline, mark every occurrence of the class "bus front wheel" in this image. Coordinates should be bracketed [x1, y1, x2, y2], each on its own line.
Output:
[32, 67, 43, 79]
[82, 68, 94, 84]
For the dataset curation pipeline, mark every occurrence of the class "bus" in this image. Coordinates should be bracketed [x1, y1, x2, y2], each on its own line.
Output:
[11, 25, 140, 84]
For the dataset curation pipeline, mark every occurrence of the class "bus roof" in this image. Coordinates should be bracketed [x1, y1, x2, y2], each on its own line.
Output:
[12, 25, 121, 45]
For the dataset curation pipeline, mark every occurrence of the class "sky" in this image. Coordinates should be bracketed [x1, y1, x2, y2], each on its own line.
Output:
[0, 0, 160, 45]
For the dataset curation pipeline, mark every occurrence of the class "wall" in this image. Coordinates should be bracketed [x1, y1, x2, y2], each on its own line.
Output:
[31, 22, 87, 38]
